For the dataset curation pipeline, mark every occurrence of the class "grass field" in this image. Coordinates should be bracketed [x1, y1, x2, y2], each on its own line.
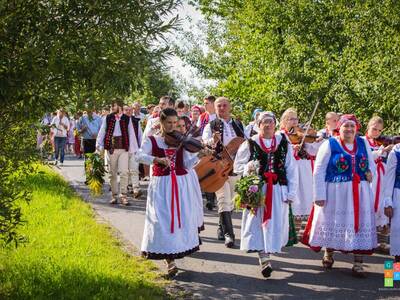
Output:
[0, 166, 167, 299]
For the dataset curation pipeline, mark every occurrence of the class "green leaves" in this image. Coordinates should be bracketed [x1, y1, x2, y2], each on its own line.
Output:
[183, 1, 400, 130]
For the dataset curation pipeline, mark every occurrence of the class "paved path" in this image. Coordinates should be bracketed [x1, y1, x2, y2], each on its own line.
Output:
[57, 156, 399, 299]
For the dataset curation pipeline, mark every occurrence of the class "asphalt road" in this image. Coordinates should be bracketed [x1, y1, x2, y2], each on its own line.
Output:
[57, 156, 400, 300]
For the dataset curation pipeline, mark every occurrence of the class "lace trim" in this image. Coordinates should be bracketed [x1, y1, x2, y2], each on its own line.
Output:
[142, 245, 200, 260]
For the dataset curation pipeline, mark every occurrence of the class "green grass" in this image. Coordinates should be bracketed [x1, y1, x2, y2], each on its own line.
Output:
[0, 165, 167, 299]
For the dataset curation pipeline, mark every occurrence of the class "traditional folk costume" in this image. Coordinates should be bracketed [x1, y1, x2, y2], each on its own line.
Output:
[281, 130, 319, 218]
[137, 135, 201, 261]
[96, 113, 136, 204]
[202, 117, 245, 247]
[127, 116, 143, 197]
[197, 111, 217, 211]
[364, 135, 389, 227]
[303, 116, 377, 275]
[234, 132, 298, 277]
[383, 144, 400, 259]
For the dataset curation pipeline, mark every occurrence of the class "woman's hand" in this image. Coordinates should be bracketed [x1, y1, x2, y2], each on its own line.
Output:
[383, 144, 394, 153]
[154, 157, 170, 168]
[365, 171, 373, 183]
[384, 206, 393, 218]
[314, 200, 325, 207]
[292, 144, 302, 152]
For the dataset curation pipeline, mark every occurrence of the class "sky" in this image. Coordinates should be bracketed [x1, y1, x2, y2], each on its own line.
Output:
[165, 1, 215, 102]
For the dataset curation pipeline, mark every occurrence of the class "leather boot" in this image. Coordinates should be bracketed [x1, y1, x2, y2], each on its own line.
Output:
[221, 211, 235, 248]
[217, 213, 225, 240]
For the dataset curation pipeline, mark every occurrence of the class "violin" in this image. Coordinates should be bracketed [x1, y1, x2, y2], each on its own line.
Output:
[374, 135, 400, 146]
[164, 130, 204, 153]
[287, 125, 319, 144]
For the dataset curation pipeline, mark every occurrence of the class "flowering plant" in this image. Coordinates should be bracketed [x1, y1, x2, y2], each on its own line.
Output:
[233, 174, 264, 213]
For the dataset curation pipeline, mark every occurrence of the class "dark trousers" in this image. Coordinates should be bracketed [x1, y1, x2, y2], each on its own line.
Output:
[54, 136, 67, 163]
[83, 139, 96, 154]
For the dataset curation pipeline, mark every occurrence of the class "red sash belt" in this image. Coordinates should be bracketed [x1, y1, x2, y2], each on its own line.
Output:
[374, 159, 385, 213]
[352, 173, 361, 233]
[263, 172, 278, 225]
[170, 170, 181, 233]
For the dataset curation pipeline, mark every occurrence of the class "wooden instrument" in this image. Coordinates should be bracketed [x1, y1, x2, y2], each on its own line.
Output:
[195, 136, 245, 193]
[375, 135, 400, 146]
[287, 125, 319, 144]
[164, 130, 204, 153]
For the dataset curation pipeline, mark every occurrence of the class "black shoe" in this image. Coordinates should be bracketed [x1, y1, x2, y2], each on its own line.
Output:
[261, 263, 273, 278]
[206, 202, 214, 211]
[224, 235, 234, 248]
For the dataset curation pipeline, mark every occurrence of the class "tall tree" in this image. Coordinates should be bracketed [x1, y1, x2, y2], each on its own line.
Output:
[0, 0, 180, 245]
[179, 0, 400, 128]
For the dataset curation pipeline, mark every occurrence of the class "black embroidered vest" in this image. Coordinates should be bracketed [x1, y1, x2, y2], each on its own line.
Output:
[248, 134, 288, 185]
[210, 118, 244, 154]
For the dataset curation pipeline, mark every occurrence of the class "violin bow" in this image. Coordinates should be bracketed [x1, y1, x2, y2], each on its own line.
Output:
[299, 96, 321, 149]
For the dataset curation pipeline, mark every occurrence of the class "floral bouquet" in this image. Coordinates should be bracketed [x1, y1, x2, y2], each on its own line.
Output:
[85, 153, 106, 196]
[233, 175, 264, 213]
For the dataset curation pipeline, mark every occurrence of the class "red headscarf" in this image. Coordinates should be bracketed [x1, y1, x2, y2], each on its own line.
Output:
[336, 114, 360, 132]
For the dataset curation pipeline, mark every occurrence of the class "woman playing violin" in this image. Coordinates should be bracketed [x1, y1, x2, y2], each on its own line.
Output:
[364, 116, 393, 245]
[137, 108, 202, 277]
[280, 108, 320, 220]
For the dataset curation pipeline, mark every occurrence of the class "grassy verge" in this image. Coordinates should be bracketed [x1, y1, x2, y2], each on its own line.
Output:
[0, 165, 166, 299]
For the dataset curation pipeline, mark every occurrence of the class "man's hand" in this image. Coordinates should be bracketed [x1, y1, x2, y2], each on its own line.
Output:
[212, 132, 221, 144]
[384, 206, 393, 218]
[314, 200, 325, 207]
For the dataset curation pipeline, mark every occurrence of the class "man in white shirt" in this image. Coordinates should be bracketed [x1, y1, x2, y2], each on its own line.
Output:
[51, 109, 70, 166]
[125, 105, 143, 198]
[202, 97, 245, 248]
[132, 102, 146, 121]
[142, 96, 175, 140]
[96, 100, 136, 205]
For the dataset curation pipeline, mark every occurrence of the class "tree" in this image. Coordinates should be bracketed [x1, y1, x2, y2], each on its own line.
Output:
[179, 0, 400, 128]
[0, 0, 180, 245]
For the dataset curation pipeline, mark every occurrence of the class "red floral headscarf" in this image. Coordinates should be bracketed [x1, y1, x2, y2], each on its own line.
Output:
[336, 114, 361, 132]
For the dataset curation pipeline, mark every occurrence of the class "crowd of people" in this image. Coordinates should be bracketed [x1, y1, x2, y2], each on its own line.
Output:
[37, 95, 400, 279]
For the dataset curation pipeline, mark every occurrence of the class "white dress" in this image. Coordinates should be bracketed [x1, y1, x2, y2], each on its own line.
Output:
[362, 136, 389, 227]
[137, 136, 201, 259]
[308, 137, 377, 252]
[383, 144, 400, 256]
[234, 133, 298, 253]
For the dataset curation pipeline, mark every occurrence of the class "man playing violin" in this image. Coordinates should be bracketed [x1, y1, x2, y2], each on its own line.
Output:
[202, 97, 245, 248]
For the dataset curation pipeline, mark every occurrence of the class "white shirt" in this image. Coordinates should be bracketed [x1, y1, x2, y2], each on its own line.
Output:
[51, 116, 70, 137]
[202, 118, 239, 146]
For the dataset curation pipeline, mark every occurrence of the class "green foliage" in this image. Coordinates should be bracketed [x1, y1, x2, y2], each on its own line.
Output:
[0, 0, 180, 244]
[85, 153, 106, 196]
[0, 166, 166, 299]
[181, 1, 400, 130]
[233, 174, 263, 212]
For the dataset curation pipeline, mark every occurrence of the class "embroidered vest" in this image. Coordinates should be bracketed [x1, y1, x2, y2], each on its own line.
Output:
[104, 113, 129, 152]
[325, 137, 370, 183]
[210, 118, 244, 155]
[149, 136, 188, 176]
[198, 112, 209, 134]
[248, 134, 288, 185]
[131, 116, 140, 145]
[395, 150, 400, 189]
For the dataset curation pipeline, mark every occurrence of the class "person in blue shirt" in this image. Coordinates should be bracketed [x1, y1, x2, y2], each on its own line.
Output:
[77, 110, 102, 156]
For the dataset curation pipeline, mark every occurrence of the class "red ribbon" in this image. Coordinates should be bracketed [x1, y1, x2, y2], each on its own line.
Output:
[374, 159, 385, 213]
[263, 172, 278, 225]
[165, 149, 181, 234]
[309, 155, 316, 173]
[341, 139, 360, 233]
[352, 173, 360, 233]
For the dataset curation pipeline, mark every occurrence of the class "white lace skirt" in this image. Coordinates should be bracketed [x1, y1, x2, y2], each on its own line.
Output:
[309, 181, 377, 251]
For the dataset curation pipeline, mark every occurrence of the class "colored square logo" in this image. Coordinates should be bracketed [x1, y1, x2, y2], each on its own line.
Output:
[385, 278, 394, 287]
[385, 260, 393, 270]
[384, 270, 393, 278]
[394, 272, 400, 281]
[394, 263, 400, 272]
